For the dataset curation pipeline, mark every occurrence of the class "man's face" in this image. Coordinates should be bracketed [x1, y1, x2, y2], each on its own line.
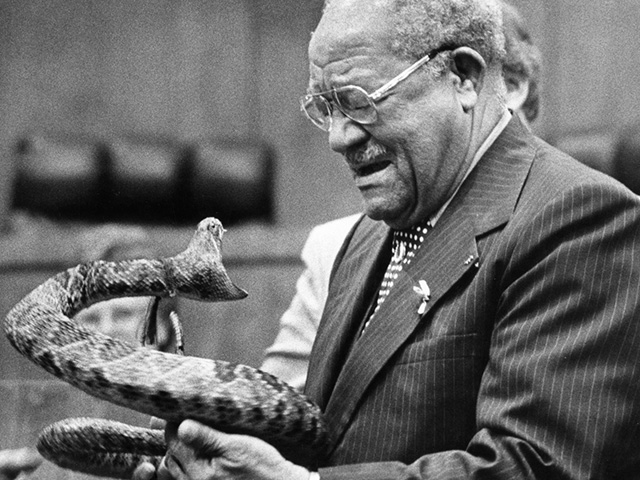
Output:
[308, 0, 472, 229]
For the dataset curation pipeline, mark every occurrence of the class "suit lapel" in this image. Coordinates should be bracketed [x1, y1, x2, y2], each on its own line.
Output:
[316, 116, 536, 452]
[321, 207, 479, 449]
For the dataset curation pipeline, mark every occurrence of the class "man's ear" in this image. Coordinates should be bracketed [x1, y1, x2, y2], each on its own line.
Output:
[450, 47, 486, 112]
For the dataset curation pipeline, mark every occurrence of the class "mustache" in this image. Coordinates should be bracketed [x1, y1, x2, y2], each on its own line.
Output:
[346, 142, 390, 164]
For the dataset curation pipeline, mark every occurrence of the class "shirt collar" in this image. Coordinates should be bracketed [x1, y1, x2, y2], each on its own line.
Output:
[428, 108, 512, 227]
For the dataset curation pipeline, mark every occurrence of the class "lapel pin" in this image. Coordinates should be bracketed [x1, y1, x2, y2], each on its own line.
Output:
[413, 279, 431, 315]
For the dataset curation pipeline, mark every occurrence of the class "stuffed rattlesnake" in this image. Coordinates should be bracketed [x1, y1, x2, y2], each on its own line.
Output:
[4, 218, 329, 478]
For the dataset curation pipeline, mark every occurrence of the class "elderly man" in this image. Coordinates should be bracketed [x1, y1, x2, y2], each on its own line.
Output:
[261, 0, 543, 392]
[137, 0, 640, 478]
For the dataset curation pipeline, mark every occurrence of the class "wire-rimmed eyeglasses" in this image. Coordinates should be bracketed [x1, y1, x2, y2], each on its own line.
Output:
[300, 45, 454, 132]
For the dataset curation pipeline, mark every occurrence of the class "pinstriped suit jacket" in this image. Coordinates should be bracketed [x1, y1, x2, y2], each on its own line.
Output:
[305, 117, 640, 479]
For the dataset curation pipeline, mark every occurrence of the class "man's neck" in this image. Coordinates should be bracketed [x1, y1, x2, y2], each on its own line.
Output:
[430, 104, 511, 227]
[462, 86, 509, 175]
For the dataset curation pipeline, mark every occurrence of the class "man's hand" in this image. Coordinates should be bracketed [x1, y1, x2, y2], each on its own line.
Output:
[0, 447, 43, 480]
[157, 420, 311, 480]
[132, 416, 167, 480]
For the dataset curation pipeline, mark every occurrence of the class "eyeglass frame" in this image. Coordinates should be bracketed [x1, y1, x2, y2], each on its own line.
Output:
[300, 44, 457, 131]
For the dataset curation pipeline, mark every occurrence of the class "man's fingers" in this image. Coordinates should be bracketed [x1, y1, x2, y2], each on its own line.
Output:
[176, 420, 226, 458]
[163, 455, 187, 479]
[163, 420, 301, 479]
[132, 461, 157, 480]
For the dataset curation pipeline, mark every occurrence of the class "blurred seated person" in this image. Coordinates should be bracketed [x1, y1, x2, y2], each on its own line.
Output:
[500, 0, 541, 126]
[0, 448, 42, 480]
[74, 225, 178, 352]
[260, 0, 543, 391]
[611, 119, 640, 195]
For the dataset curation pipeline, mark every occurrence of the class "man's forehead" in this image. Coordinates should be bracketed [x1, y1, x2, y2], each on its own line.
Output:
[323, 0, 390, 15]
[309, 0, 394, 68]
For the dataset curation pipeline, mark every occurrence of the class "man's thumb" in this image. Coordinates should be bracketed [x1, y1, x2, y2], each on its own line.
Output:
[177, 420, 226, 457]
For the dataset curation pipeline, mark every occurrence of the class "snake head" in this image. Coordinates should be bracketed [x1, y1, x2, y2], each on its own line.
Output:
[198, 217, 226, 238]
[187, 218, 227, 257]
[167, 217, 248, 302]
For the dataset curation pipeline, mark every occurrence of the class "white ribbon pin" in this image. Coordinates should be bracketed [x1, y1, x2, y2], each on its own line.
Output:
[413, 279, 431, 315]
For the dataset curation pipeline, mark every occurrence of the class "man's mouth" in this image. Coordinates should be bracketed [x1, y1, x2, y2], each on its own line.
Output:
[346, 141, 393, 180]
[354, 159, 392, 177]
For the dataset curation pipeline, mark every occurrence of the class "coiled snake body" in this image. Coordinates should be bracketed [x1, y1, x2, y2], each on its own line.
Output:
[3, 218, 329, 478]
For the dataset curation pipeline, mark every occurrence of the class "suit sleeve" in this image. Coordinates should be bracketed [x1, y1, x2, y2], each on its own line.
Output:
[318, 183, 640, 479]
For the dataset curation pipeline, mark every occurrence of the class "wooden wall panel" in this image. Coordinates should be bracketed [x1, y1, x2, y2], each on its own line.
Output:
[0, 0, 254, 139]
[543, 0, 617, 136]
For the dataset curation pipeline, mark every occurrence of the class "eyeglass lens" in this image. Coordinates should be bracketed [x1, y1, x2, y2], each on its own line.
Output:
[302, 95, 330, 129]
[333, 86, 375, 122]
[302, 86, 376, 131]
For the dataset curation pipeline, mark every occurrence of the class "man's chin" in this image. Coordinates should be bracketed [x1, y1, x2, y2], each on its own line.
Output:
[363, 202, 424, 229]
[362, 202, 403, 226]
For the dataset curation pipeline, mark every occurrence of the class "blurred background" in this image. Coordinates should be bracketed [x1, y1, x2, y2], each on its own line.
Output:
[0, 1, 639, 478]
[1, 0, 639, 228]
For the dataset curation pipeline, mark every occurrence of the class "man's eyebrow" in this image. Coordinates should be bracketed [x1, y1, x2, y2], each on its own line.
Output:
[305, 77, 324, 94]
[306, 85, 332, 96]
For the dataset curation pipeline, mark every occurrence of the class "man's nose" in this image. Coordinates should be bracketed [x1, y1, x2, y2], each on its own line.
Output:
[328, 112, 369, 154]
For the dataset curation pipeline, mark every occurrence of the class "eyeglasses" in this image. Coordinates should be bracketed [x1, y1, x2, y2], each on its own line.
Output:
[300, 46, 454, 132]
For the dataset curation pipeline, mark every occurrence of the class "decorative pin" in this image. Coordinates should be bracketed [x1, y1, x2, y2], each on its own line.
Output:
[413, 279, 431, 315]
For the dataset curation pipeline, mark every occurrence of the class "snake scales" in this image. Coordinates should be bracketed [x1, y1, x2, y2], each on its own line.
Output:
[3, 218, 329, 478]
